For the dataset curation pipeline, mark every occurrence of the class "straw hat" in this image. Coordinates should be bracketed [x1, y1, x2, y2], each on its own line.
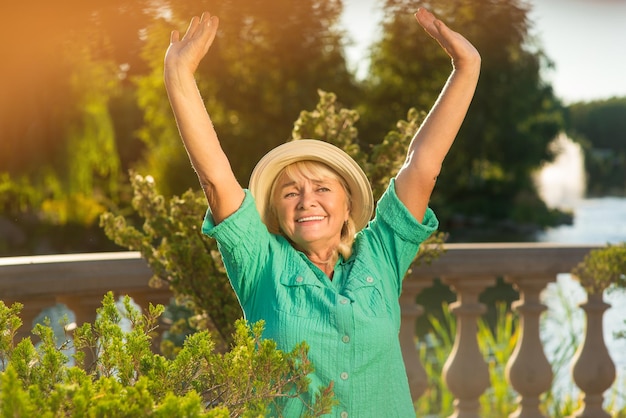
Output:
[249, 139, 374, 232]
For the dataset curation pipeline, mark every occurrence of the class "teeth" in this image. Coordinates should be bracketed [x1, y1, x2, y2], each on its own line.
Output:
[297, 216, 325, 222]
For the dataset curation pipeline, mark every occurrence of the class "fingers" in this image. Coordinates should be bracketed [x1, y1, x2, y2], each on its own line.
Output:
[414, 8, 451, 46]
[170, 30, 180, 44]
[180, 13, 219, 45]
[181, 15, 201, 42]
[414, 8, 438, 36]
[413, 7, 480, 67]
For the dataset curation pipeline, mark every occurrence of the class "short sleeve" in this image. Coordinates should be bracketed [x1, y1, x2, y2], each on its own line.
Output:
[201, 190, 265, 247]
[201, 190, 271, 305]
[355, 179, 439, 296]
[375, 178, 439, 243]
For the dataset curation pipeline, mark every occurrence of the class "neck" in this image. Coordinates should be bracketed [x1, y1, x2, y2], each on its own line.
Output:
[305, 250, 338, 278]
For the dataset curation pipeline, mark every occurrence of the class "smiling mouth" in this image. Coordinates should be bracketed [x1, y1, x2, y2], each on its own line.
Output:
[296, 216, 325, 223]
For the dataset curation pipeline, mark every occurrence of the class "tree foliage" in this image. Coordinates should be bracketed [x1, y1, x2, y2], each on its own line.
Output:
[566, 97, 626, 196]
[0, 294, 336, 417]
[0, 0, 151, 228]
[361, 0, 564, 230]
[0, 0, 152, 176]
[135, 0, 359, 197]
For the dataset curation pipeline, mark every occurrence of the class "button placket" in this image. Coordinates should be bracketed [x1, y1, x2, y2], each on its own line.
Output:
[335, 291, 354, 416]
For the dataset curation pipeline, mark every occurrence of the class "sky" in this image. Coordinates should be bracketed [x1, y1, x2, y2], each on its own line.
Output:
[341, 0, 626, 104]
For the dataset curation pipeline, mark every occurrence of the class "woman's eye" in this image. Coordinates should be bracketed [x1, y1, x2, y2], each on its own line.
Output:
[318, 187, 330, 192]
[284, 192, 298, 198]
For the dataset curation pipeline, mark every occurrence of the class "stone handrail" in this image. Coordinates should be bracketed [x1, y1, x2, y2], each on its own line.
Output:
[0, 243, 616, 417]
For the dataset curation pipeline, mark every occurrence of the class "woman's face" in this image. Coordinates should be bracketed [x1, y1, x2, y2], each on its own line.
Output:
[272, 165, 350, 253]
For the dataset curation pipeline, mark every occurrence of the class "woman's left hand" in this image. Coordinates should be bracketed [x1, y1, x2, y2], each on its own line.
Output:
[414, 8, 480, 71]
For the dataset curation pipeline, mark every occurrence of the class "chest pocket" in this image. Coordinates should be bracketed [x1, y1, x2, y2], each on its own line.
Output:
[343, 275, 388, 318]
[276, 274, 324, 318]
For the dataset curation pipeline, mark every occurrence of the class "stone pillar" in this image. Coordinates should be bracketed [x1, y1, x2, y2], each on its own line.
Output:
[570, 292, 616, 418]
[441, 277, 495, 418]
[400, 280, 432, 401]
[505, 275, 554, 418]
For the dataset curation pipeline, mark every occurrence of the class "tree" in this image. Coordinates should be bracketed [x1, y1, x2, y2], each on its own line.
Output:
[566, 97, 626, 196]
[360, 0, 564, 232]
[0, 0, 154, 242]
[0, 0, 153, 177]
[134, 0, 360, 196]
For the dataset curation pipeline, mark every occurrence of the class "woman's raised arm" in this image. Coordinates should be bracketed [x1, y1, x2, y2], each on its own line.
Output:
[164, 12, 245, 224]
[394, 8, 481, 222]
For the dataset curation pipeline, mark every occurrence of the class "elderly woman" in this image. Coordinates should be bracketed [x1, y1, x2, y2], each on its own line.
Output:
[164, 7, 480, 417]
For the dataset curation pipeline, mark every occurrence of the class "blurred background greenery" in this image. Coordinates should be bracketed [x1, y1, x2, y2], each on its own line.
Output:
[0, 0, 624, 256]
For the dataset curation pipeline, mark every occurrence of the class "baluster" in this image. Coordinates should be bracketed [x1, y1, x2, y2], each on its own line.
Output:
[442, 276, 495, 418]
[400, 280, 431, 401]
[570, 292, 615, 418]
[505, 275, 554, 418]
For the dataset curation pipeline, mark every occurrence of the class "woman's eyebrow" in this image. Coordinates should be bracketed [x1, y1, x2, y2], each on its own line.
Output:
[279, 180, 297, 190]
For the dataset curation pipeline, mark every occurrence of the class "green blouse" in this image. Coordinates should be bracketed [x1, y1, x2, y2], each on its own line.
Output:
[202, 179, 438, 417]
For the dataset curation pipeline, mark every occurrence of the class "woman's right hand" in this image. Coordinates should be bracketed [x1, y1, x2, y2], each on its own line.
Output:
[164, 12, 219, 77]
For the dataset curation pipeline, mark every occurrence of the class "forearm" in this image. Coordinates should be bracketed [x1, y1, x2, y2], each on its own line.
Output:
[395, 62, 480, 221]
[165, 70, 223, 181]
[164, 68, 244, 220]
[408, 63, 480, 171]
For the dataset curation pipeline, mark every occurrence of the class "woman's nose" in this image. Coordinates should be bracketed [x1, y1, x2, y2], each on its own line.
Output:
[297, 189, 317, 209]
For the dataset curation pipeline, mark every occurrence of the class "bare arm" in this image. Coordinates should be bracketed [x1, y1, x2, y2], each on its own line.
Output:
[395, 8, 481, 221]
[164, 13, 245, 224]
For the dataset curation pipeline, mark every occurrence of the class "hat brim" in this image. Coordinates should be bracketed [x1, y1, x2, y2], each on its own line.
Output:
[249, 139, 374, 232]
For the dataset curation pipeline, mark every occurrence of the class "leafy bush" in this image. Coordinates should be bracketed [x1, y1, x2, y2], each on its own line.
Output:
[0, 293, 336, 417]
[571, 242, 626, 295]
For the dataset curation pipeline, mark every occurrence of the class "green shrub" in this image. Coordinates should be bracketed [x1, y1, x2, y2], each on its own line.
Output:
[0, 294, 336, 417]
[571, 242, 626, 295]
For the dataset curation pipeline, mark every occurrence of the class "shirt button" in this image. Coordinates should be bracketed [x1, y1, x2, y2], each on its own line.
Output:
[341, 412, 349, 418]
[296, 276, 304, 283]
[366, 276, 374, 283]
[340, 372, 349, 380]
[339, 298, 349, 305]
[342, 335, 350, 343]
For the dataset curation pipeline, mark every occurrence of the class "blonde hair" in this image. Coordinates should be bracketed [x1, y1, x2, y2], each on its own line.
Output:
[266, 160, 356, 261]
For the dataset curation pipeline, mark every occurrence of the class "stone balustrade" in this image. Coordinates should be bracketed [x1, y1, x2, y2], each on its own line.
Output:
[0, 242, 619, 417]
[0, 252, 172, 345]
